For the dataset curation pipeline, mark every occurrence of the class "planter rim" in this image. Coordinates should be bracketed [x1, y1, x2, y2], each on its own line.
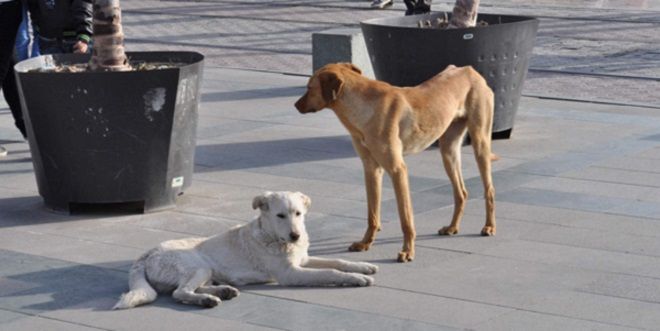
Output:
[14, 51, 205, 75]
[361, 12, 538, 30]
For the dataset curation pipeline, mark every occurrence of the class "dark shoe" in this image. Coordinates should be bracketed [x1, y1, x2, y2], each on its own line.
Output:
[404, 0, 432, 15]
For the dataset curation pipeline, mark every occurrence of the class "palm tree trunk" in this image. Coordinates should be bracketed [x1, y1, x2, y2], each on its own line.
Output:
[449, 0, 480, 28]
[89, 0, 130, 71]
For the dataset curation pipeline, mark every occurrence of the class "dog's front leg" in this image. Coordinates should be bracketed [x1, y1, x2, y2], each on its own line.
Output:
[386, 160, 416, 263]
[303, 256, 378, 275]
[350, 139, 384, 252]
[277, 267, 374, 287]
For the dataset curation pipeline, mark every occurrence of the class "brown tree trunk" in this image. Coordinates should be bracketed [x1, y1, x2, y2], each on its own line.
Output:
[449, 0, 480, 28]
[89, 0, 130, 71]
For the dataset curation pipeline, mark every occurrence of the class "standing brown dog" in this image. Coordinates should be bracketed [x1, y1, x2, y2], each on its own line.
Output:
[295, 63, 495, 262]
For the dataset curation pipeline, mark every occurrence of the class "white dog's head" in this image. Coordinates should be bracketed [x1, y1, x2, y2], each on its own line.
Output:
[252, 191, 311, 244]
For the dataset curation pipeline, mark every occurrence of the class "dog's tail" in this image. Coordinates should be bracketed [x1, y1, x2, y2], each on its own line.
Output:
[113, 251, 158, 310]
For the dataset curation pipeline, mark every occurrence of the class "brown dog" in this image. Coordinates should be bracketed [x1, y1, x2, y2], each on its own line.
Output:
[295, 63, 495, 262]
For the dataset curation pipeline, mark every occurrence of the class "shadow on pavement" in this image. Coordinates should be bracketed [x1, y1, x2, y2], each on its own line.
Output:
[195, 135, 355, 171]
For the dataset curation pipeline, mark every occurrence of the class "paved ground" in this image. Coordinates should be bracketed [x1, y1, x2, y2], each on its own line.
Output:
[1, 1, 660, 330]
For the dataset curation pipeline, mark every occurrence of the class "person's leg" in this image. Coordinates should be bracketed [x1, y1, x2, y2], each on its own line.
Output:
[2, 57, 26, 139]
[0, 0, 24, 155]
[1, 0, 23, 82]
[14, 4, 30, 61]
[404, 0, 416, 15]
[413, 0, 432, 14]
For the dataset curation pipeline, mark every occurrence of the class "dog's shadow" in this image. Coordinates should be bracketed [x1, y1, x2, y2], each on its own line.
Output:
[309, 233, 482, 262]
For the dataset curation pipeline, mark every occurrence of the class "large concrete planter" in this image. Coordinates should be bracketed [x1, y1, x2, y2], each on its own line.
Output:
[361, 13, 538, 138]
[14, 51, 204, 213]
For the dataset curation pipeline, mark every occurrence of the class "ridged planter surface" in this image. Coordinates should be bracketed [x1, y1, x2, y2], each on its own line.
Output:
[15, 52, 204, 213]
[361, 13, 538, 137]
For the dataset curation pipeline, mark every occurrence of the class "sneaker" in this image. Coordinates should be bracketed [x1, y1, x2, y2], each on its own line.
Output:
[0, 146, 7, 157]
[371, 0, 393, 9]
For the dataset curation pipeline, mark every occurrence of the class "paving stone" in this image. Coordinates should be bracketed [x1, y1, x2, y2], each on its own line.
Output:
[578, 273, 660, 304]
[0, 252, 126, 315]
[43, 298, 279, 331]
[474, 310, 640, 331]
[496, 187, 660, 220]
[518, 224, 660, 257]
[200, 291, 458, 331]
[245, 285, 512, 330]
[0, 310, 26, 324]
[636, 146, 660, 159]
[486, 240, 660, 278]
[597, 156, 660, 174]
[193, 170, 397, 202]
[527, 290, 660, 330]
[119, 211, 242, 236]
[560, 165, 660, 188]
[0, 315, 103, 331]
[0, 229, 140, 269]
[521, 176, 660, 203]
[465, 200, 660, 239]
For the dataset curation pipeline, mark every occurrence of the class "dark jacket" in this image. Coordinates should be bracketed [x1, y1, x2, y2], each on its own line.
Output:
[27, 0, 93, 42]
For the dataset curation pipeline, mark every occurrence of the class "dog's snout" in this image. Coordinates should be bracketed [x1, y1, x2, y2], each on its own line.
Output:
[289, 232, 300, 242]
[295, 97, 307, 113]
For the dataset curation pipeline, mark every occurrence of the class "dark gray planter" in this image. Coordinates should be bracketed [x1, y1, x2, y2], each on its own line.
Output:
[14, 51, 204, 213]
[361, 13, 538, 138]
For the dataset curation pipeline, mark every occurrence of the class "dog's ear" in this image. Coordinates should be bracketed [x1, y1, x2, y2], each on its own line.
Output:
[296, 192, 311, 212]
[319, 71, 344, 104]
[252, 192, 272, 211]
[341, 63, 362, 75]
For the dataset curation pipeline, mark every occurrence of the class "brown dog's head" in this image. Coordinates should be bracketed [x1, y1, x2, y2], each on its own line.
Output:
[295, 63, 362, 114]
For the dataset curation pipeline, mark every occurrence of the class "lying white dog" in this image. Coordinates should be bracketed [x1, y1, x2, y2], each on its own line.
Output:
[114, 191, 378, 309]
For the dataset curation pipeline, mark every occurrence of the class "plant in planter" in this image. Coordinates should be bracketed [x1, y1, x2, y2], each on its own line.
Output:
[361, 0, 538, 138]
[14, 0, 204, 213]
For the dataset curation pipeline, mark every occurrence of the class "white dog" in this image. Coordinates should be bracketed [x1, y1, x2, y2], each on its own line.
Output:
[113, 191, 378, 309]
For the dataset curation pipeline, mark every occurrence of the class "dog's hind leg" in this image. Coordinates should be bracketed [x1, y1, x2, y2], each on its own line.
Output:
[172, 269, 221, 308]
[438, 119, 469, 236]
[349, 138, 384, 253]
[466, 93, 496, 236]
[196, 285, 240, 300]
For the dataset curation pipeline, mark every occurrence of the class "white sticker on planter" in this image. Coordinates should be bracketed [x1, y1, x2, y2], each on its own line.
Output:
[463, 33, 474, 40]
[172, 176, 184, 188]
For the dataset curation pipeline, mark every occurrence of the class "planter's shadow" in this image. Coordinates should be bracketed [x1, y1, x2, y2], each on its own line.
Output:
[1, 251, 130, 312]
[195, 135, 356, 171]
[0, 196, 143, 229]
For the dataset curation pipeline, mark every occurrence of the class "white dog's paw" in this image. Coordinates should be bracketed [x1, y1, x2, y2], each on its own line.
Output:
[220, 286, 240, 300]
[200, 295, 222, 308]
[352, 262, 379, 275]
[344, 273, 375, 287]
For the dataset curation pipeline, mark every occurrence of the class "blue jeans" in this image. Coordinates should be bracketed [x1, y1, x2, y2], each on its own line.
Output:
[14, 3, 40, 61]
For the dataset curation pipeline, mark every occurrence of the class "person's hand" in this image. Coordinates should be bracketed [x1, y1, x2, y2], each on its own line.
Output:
[73, 41, 89, 54]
